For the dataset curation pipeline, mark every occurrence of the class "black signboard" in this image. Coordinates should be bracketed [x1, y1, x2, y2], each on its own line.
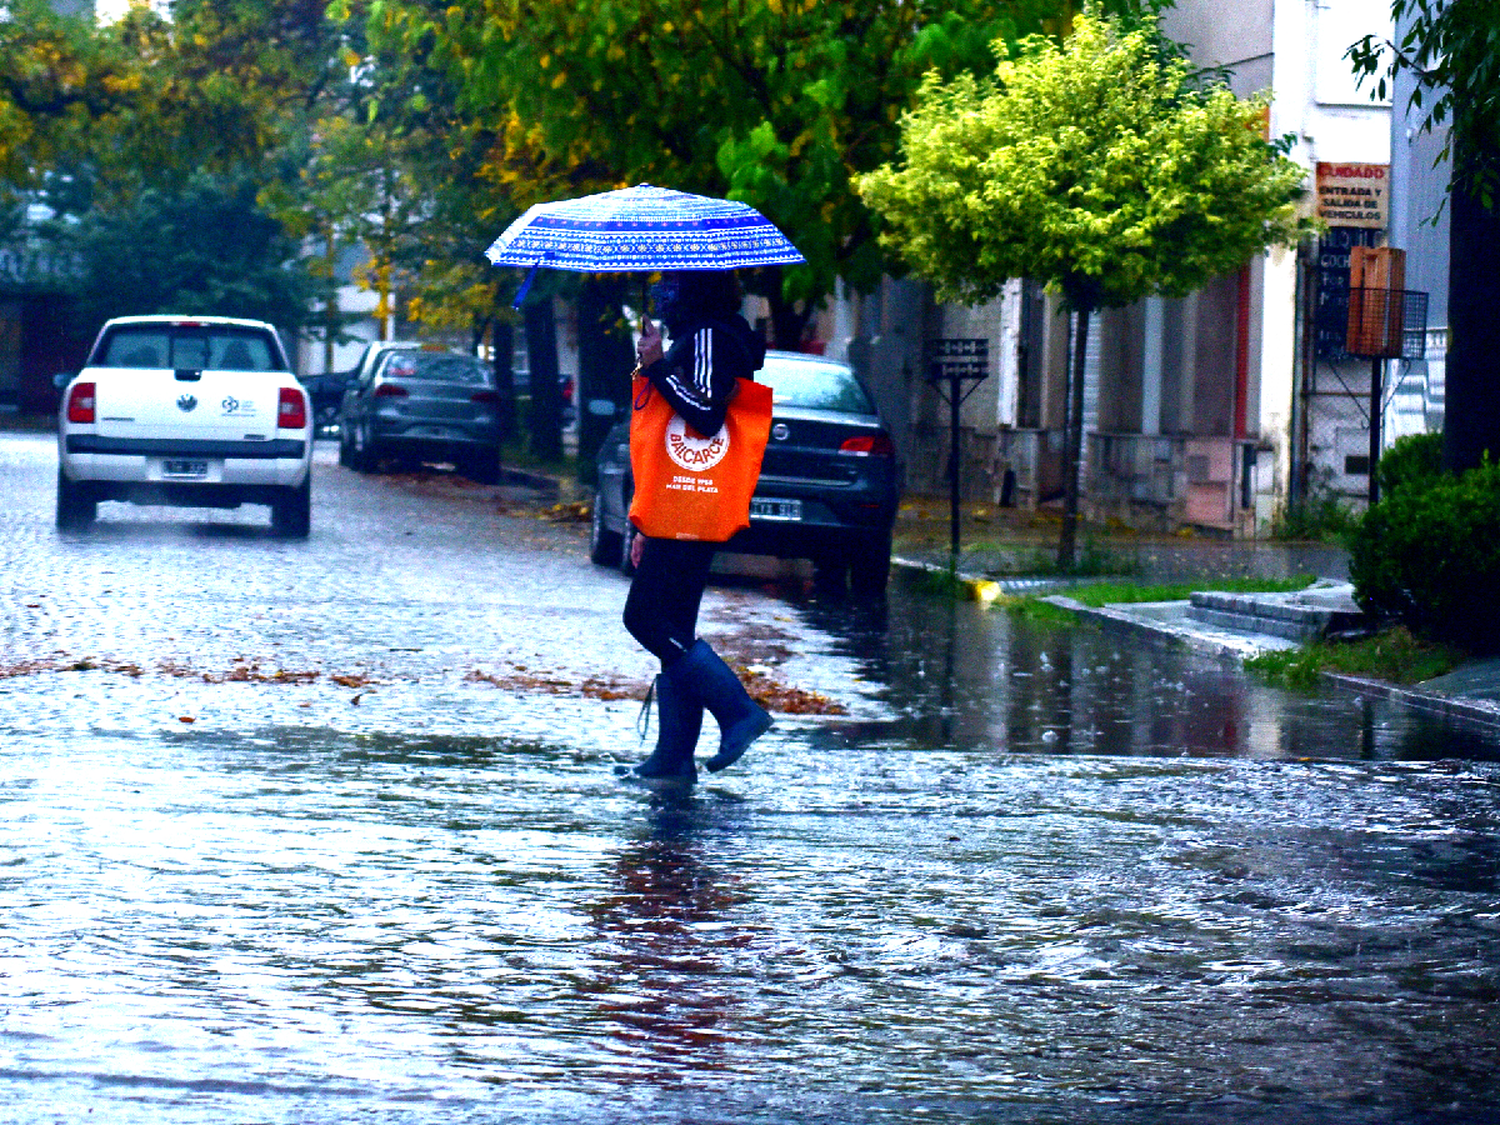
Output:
[1314, 227, 1380, 361]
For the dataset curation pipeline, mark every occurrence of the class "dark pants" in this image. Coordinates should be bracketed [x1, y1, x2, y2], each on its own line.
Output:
[622, 537, 716, 667]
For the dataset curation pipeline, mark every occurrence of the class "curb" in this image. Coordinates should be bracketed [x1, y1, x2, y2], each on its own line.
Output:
[1322, 672, 1500, 732]
[891, 556, 1007, 603]
[499, 466, 564, 492]
[1041, 595, 1299, 660]
[894, 558, 1500, 735]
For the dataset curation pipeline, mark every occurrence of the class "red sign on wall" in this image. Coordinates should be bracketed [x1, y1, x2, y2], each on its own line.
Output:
[1316, 163, 1388, 229]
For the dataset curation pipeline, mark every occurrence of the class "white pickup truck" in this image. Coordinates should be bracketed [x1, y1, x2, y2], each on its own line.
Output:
[56, 315, 313, 536]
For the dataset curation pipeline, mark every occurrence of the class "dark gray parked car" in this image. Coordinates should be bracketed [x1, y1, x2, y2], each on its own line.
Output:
[589, 350, 903, 594]
[338, 346, 503, 483]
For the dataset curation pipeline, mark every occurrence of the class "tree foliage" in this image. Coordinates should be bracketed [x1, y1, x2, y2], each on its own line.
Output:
[1349, 1, 1500, 473]
[1348, 0, 1500, 201]
[365, 0, 1156, 345]
[858, 12, 1307, 566]
[857, 13, 1308, 313]
[1, 1, 357, 341]
[61, 171, 320, 332]
[0, 0, 135, 191]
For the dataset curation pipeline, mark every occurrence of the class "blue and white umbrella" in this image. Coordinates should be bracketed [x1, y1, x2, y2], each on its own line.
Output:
[485, 184, 805, 296]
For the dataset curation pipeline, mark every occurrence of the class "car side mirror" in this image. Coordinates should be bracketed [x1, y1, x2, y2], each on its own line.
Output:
[52, 371, 75, 390]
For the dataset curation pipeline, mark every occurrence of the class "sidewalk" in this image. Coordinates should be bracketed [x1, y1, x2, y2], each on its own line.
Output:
[891, 496, 1500, 734]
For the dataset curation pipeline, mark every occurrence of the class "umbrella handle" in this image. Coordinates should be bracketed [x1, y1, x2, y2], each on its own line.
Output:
[511, 259, 544, 310]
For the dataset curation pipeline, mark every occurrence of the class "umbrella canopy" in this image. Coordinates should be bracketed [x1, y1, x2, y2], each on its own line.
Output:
[484, 184, 805, 274]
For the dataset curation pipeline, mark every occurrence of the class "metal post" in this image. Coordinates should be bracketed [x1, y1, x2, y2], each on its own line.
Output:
[1369, 356, 1382, 505]
[925, 339, 990, 573]
[949, 376, 962, 564]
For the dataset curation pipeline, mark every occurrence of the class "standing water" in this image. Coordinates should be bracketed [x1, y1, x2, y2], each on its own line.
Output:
[2, 570, 1498, 1122]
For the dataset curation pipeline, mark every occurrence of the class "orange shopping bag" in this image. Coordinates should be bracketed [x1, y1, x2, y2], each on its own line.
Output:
[628, 370, 772, 542]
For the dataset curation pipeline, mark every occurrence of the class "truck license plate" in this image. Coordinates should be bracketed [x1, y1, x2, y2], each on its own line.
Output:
[162, 459, 208, 478]
[750, 497, 802, 522]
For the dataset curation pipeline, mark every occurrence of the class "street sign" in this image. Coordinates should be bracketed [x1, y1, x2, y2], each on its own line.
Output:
[926, 338, 991, 564]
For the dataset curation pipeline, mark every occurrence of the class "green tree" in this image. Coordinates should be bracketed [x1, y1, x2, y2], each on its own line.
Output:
[0, 0, 136, 195]
[1350, 0, 1500, 474]
[368, 0, 1156, 348]
[7, 0, 351, 337]
[61, 171, 320, 333]
[858, 13, 1307, 566]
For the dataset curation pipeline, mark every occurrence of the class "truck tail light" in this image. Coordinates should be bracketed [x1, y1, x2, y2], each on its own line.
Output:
[278, 386, 307, 429]
[470, 390, 500, 405]
[67, 382, 96, 424]
[373, 383, 408, 398]
[839, 434, 895, 457]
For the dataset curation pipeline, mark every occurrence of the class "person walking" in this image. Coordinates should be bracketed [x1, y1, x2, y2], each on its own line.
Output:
[621, 270, 773, 784]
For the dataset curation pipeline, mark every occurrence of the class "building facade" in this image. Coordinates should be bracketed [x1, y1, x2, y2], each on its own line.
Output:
[834, 0, 1412, 537]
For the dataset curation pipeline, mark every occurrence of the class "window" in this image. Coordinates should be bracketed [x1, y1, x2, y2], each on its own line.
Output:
[380, 352, 491, 386]
[98, 326, 283, 371]
[757, 356, 874, 414]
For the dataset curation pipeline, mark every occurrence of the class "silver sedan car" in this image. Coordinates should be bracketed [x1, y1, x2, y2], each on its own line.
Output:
[338, 347, 503, 483]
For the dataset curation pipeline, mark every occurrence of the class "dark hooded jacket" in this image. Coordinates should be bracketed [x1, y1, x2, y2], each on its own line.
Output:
[641, 312, 766, 438]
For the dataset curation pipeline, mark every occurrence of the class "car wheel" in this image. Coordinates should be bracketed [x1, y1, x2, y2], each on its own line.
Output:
[56, 468, 96, 531]
[271, 475, 311, 539]
[619, 522, 639, 577]
[848, 533, 893, 596]
[812, 555, 849, 592]
[351, 423, 380, 472]
[464, 445, 501, 485]
[588, 490, 623, 567]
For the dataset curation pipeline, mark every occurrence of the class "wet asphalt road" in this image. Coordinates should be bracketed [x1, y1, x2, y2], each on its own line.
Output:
[3, 427, 1499, 1125]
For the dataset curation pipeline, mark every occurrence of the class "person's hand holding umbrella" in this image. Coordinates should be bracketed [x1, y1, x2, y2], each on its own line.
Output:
[636, 316, 664, 369]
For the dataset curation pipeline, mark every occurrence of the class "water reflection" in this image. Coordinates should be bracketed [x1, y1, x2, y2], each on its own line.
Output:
[790, 575, 1500, 762]
[584, 794, 747, 1081]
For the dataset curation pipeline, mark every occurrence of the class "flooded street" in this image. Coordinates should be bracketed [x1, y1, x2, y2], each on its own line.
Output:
[2, 428, 1498, 1123]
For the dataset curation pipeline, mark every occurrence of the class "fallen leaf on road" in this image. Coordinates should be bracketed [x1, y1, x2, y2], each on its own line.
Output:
[465, 668, 645, 701]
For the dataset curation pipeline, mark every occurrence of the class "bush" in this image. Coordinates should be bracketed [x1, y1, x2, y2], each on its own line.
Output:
[1377, 432, 1444, 496]
[1347, 457, 1500, 653]
[1271, 466, 1357, 541]
[1270, 492, 1357, 541]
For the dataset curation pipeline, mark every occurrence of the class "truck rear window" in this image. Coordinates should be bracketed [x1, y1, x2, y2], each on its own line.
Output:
[96, 326, 285, 371]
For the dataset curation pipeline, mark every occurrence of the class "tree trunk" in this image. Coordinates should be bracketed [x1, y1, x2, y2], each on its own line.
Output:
[489, 316, 517, 444]
[766, 287, 810, 351]
[576, 276, 634, 487]
[1443, 138, 1500, 473]
[1058, 305, 1091, 570]
[523, 298, 562, 462]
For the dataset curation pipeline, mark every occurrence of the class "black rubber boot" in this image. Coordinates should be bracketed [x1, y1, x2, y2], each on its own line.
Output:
[673, 640, 772, 772]
[627, 671, 702, 784]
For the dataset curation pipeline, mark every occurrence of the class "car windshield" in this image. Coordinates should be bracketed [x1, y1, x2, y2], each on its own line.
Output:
[381, 352, 490, 386]
[97, 326, 282, 371]
[757, 356, 874, 414]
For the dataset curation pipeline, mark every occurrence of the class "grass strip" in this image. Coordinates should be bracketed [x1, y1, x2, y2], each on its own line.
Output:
[1245, 627, 1464, 690]
[999, 575, 1319, 623]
